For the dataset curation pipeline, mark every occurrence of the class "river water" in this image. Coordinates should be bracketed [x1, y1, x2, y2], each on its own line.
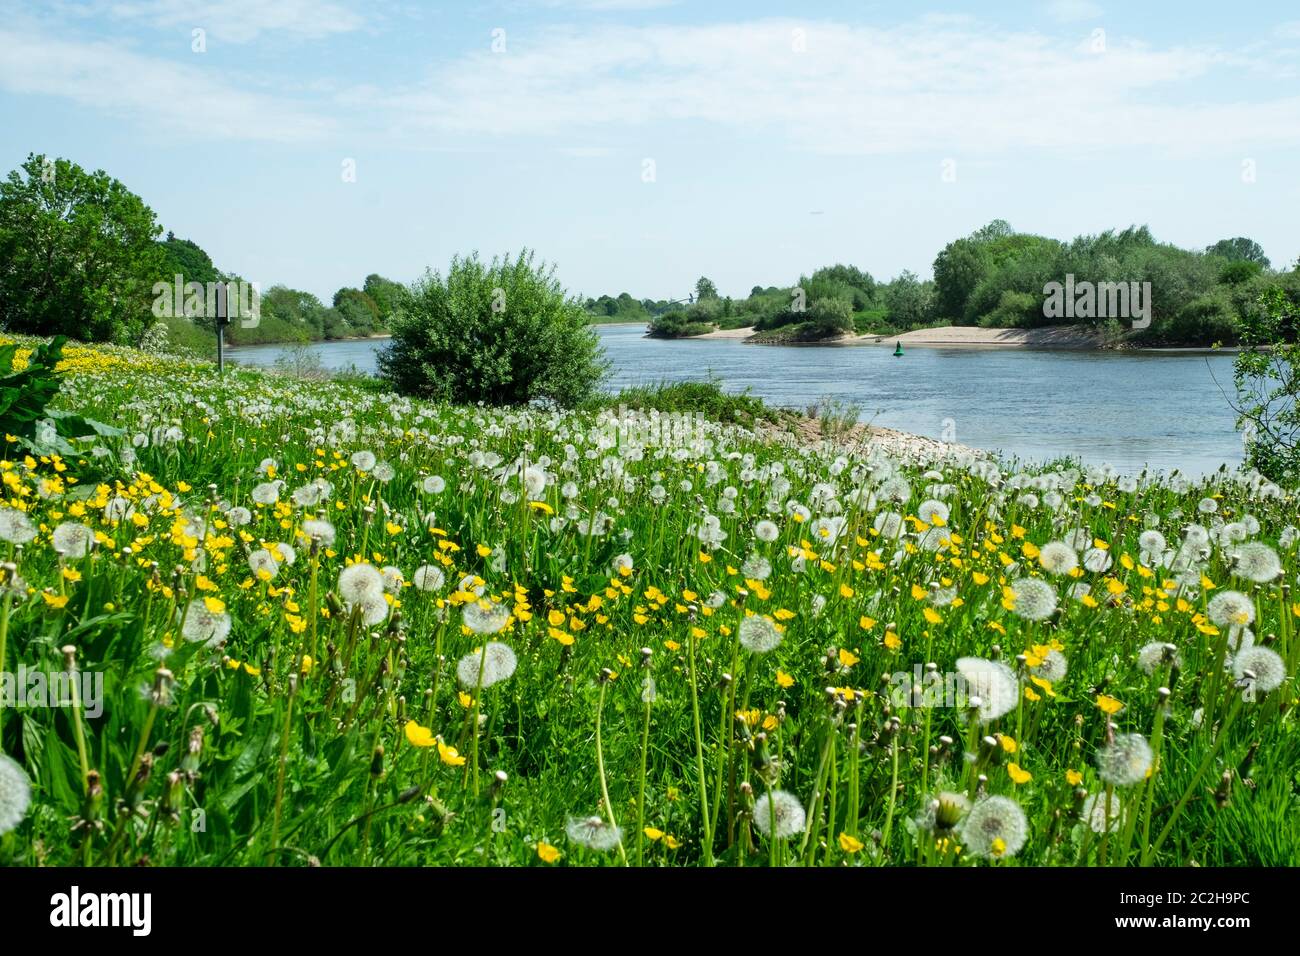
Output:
[227, 325, 1245, 476]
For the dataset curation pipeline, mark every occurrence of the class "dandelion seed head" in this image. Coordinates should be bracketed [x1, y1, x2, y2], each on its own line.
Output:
[955, 657, 1018, 721]
[338, 563, 384, 605]
[1031, 649, 1068, 683]
[1233, 646, 1286, 695]
[1037, 541, 1078, 576]
[0, 754, 32, 836]
[1137, 642, 1179, 675]
[752, 790, 806, 840]
[1096, 733, 1152, 787]
[0, 509, 37, 544]
[456, 642, 518, 689]
[565, 815, 622, 851]
[738, 615, 782, 654]
[960, 796, 1028, 859]
[1009, 577, 1057, 621]
[1207, 590, 1255, 629]
[181, 599, 231, 647]
[463, 600, 511, 635]
[1232, 542, 1281, 583]
[51, 522, 94, 558]
[1082, 792, 1121, 833]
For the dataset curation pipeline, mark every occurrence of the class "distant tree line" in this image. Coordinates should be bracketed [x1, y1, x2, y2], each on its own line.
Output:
[2, 153, 1295, 352]
[626, 220, 1298, 346]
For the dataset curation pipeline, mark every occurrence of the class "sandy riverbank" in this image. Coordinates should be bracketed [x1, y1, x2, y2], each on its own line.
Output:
[858, 325, 1101, 348]
[680, 324, 1103, 348]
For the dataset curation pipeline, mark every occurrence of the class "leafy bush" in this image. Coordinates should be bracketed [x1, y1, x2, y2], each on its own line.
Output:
[1233, 288, 1300, 483]
[0, 154, 164, 343]
[0, 336, 121, 456]
[601, 378, 778, 425]
[647, 310, 713, 338]
[379, 250, 607, 407]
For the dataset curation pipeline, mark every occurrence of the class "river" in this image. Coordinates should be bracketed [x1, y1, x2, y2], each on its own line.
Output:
[226, 325, 1245, 476]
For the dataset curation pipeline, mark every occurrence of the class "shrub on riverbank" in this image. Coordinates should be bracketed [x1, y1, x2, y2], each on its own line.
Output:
[646, 310, 714, 338]
[379, 250, 607, 407]
[598, 378, 782, 426]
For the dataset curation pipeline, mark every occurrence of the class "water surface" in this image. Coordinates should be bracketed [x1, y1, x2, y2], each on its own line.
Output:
[227, 325, 1244, 476]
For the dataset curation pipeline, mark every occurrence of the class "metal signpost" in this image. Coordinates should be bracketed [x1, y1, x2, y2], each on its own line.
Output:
[214, 282, 230, 375]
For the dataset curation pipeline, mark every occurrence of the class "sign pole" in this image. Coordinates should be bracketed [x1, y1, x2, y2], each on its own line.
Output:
[215, 282, 228, 376]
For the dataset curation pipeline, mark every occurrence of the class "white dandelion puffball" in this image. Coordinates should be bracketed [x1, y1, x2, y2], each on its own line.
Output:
[0, 508, 36, 544]
[1137, 642, 1179, 675]
[1031, 649, 1068, 684]
[566, 815, 622, 852]
[463, 600, 511, 635]
[1082, 792, 1121, 834]
[1138, 529, 1166, 557]
[338, 563, 384, 606]
[0, 754, 32, 836]
[1082, 547, 1112, 573]
[301, 518, 336, 548]
[955, 657, 1018, 721]
[1008, 577, 1057, 621]
[1037, 541, 1078, 576]
[456, 642, 518, 689]
[250, 481, 280, 505]
[917, 499, 950, 525]
[754, 519, 780, 542]
[412, 565, 446, 592]
[738, 615, 783, 654]
[181, 600, 232, 647]
[381, 566, 405, 592]
[248, 549, 280, 580]
[358, 593, 389, 626]
[960, 796, 1028, 859]
[740, 554, 772, 581]
[1233, 646, 1286, 695]
[1232, 542, 1281, 583]
[422, 475, 446, 494]
[1207, 590, 1255, 629]
[1096, 733, 1153, 787]
[351, 450, 376, 472]
[51, 522, 94, 558]
[753, 790, 806, 840]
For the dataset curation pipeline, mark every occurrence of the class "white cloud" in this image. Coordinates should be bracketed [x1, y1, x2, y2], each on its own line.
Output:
[1045, 0, 1103, 23]
[358, 18, 1300, 155]
[0, 28, 334, 141]
[95, 0, 364, 42]
[538, 0, 678, 8]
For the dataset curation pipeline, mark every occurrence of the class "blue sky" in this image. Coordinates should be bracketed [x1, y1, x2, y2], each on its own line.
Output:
[2, 0, 1298, 302]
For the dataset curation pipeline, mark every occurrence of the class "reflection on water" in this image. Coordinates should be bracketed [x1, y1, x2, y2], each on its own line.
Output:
[227, 325, 1243, 476]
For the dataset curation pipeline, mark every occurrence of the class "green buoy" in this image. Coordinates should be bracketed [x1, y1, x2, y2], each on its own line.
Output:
[893, 340, 904, 357]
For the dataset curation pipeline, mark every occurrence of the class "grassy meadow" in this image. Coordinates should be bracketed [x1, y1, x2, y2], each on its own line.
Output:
[0, 336, 1297, 867]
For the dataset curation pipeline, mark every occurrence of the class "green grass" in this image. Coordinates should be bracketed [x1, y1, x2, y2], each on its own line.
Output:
[0, 334, 1297, 868]
[596, 379, 783, 426]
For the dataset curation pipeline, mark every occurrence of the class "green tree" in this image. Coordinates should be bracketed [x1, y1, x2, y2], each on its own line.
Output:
[362, 273, 410, 321]
[333, 287, 381, 334]
[0, 154, 165, 343]
[694, 276, 719, 301]
[882, 270, 933, 329]
[158, 233, 220, 287]
[379, 250, 608, 407]
[1207, 237, 1271, 269]
[1233, 288, 1300, 483]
